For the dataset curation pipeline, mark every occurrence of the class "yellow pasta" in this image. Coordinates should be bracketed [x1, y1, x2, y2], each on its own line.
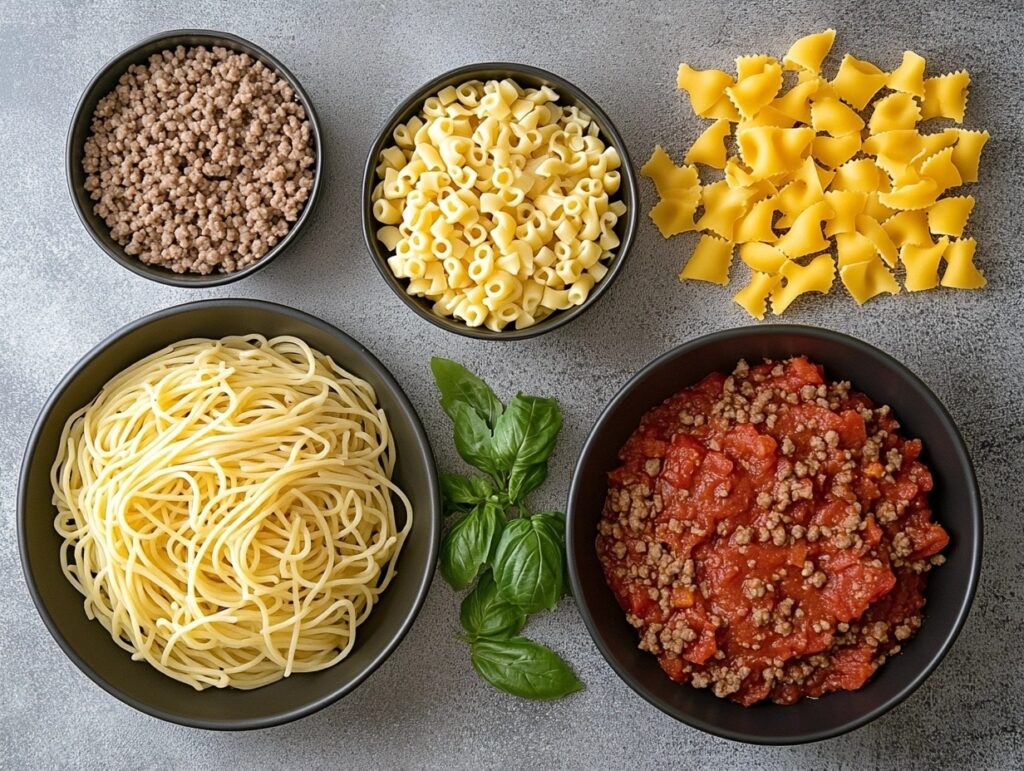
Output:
[733, 271, 781, 319]
[941, 238, 986, 289]
[920, 71, 970, 122]
[783, 29, 836, 73]
[927, 196, 975, 238]
[901, 238, 949, 291]
[888, 51, 927, 97]
[832, 54, 889, 110]
[652, 28, 989, 317]
[680, 235, 733, 284]
[685, 119, 732, 168]
[771, 254, 836, 314]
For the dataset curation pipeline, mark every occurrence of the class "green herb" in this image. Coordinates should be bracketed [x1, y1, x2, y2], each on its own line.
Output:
[431, 356, 581, 701]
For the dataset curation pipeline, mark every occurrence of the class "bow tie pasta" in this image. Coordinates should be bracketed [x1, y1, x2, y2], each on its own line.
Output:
[645, 29, 990, 319]
[372, 77, 627, 332]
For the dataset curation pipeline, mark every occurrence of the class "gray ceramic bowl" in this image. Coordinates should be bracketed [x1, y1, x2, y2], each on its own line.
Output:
[567, 325, 982, 744]
[67, 30, 323, 287]
[361, 62, 638, 340]
[18, 299, 439, 729]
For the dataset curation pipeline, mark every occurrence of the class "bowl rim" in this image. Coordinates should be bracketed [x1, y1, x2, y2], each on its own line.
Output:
[360, 60, 639, 341]
[65, 29, 324, 288]
[17, 298, 441, 730]
[565, 323, 983, 745]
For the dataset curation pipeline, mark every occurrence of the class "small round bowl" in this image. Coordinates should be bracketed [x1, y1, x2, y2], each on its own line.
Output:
[566, 325, 982, 745]
[18, 299, 440, 729]
[67, 30, 324, 287]
[361, 62, 639, 340]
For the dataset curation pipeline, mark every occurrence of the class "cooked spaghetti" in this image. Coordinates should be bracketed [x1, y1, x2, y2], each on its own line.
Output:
[51, 335, 412, 690]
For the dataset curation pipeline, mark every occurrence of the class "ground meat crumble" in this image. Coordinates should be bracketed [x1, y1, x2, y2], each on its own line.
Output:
[596, 356, 948, 705]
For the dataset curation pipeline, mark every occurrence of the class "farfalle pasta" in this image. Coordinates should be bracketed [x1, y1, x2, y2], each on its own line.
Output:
[644, 28, 990, 318]
[372, 77, 626, 331]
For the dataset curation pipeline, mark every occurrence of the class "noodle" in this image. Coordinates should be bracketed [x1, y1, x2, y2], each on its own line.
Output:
[51, 335, 412, 690]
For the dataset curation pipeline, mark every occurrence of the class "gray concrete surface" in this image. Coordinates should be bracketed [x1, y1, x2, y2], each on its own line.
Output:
[1, 0, 1022, 768]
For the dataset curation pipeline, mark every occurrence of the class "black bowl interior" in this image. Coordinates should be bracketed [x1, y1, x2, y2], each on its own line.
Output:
[67, 30, 323, 288]
[361, 62, 639, 340]
[18, 300, 439, 729]
[567, 325, 981, 745]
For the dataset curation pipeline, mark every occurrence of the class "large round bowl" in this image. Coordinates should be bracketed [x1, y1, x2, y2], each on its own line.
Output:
[361, 62, 639, 340]
[67, 30, 324, 287]
[566, 325, 982, 744]
[18, 299, 440, 729]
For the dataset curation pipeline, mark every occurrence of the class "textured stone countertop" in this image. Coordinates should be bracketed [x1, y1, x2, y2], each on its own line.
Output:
[1, 0, 1022, 768]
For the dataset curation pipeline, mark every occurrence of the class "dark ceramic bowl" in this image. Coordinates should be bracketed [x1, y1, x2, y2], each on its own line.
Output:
[566, 325, 982, 744]
[18, 299, 440, 729]
[67, 30, 323, 287]
[361, 62, 638, 340]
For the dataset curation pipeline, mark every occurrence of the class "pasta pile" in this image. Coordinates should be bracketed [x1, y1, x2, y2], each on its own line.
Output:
[372, 78, 626, 331]
[644, 29, 990, 318]
[52, 336, 412, 690]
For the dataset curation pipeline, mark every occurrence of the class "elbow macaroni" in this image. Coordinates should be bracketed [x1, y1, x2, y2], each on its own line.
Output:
[373, 78, 626, 331]
[645, 28, 989, 317]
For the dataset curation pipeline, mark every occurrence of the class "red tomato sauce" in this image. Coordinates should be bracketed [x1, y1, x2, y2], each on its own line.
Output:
[596, 357, 948, 705]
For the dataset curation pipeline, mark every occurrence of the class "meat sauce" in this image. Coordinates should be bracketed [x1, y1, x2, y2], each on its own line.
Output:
[596, 357, 948, 705]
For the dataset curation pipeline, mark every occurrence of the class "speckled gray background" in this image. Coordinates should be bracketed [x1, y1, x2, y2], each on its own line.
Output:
[1, 0, 1022, 768]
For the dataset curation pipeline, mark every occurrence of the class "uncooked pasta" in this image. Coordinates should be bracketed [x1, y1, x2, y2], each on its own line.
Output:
[51, 335, 411, 690]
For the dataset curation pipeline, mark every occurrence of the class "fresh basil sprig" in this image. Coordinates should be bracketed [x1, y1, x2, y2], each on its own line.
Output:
[431, 357, 581, 701]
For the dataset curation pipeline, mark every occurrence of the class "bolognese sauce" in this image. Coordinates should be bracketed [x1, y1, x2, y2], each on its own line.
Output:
[596, 356, 948, 705]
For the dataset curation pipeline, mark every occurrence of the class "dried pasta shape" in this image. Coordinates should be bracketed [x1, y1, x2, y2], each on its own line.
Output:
[813, 132, 861, 169]
[771, 254, 836, 314]
[783, 29, 837, 73]
[863, 191, 896, 223]
[882, 210, 932, 247]
[737, 106, 798, 131]
[736, 55, 779, 78]
[921, 71, 970, 122]
[888, 51, 927, 97]
[734, 198, 780, 243]
[695, 180, 758, 240]
[915, 129, 960, 160]
[823, 190, 868, 236]
[641, 145, 701, 196]
[856, 214, 899, 266]
[739, 242, 788, 272]
[680, 234, 734, 284]
[841, 255, 901, 304]
[810, 97, 865, 137]
[831, 54, 889, 110]
[776, 200, 834, 257]
[677, 64, 735, 115]
[950, 129, 989, 183]
[900, 237, 948, 291]
[830, 158, 882, 193]
[724, 156, 761, 189]
[918, 146, 962, 193]
[685, 119, 732, 168]
[775, 177, 825, 229]
[727, 60, 784, 119]
[941, 238, 986, 289]
[878, 178, 940, 210]
[868, 93, 922, 134]
[835, 231, 877, 267]
[703, 95, 742, 122]
[650, 194, 700, 237]
[770, 77, 822, 123]
[737, 126, 815, 180]
[927, 195, 975, 237]
[734, 271, 782, 319]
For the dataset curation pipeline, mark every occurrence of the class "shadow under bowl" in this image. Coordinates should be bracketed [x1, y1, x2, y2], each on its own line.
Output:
[18, 299, 440, 729]
[361, 61, 638, 340]
[67, 30, 324, 287]
[566, 324, 981, 744]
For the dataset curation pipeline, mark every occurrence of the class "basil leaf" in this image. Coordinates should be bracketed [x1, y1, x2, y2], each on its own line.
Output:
[431, 357, 503, 430]
[492, 515, 563, 613]
[532, 512, 570, 597]
[449, 401, 501, 478]
[491, 394, 562, 485]
[470, 637, 583, 700]
[440, 503, 504, 590]
[506, 461, 548, 504]
[441, 473, 494, 515]
[460, 573, 527, 641]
